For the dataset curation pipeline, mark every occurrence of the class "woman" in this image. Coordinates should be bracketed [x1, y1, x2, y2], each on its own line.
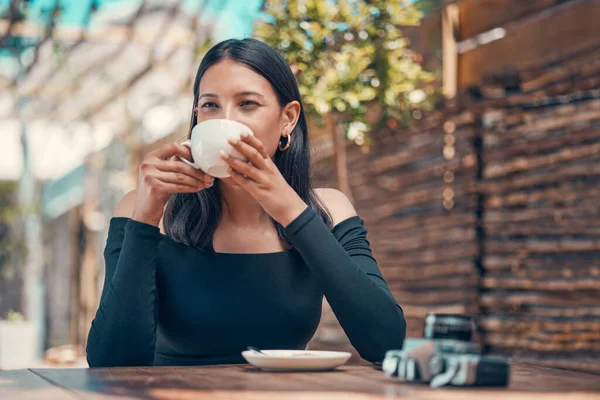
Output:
[86, 38, 406, 367]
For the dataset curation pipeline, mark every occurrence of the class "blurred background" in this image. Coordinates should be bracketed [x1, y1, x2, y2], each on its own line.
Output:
[0, 0, 599, 374]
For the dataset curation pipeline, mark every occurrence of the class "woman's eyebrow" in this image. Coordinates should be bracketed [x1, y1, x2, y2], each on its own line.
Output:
[236, 91, 265, 98]
[199, 91, 265, 99]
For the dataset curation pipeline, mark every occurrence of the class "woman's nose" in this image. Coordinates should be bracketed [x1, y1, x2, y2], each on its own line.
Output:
[222, 106, 233, 121]
[223, 107, 241, 122]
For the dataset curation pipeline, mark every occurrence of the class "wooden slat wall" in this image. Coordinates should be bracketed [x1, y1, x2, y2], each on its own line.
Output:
[457, 0, 569, 40]
[307, 0, 600, 372]
[308, 53, 600, 371]
[476, 47, 600, 373]
[458, 0, 600, 89]
[308, 112, 480, 361]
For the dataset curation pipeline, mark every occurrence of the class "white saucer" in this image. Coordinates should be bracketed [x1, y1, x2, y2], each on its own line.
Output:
[241, 350, 352, 371]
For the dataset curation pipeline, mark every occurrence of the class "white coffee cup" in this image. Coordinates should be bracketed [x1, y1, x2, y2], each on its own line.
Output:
[178, 119, 254, 178]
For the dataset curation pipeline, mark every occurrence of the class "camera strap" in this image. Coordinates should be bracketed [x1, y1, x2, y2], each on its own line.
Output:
[430, 358, 460, 388]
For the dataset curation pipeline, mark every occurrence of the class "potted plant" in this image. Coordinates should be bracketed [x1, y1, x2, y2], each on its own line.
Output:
[0, 310, 38, 370]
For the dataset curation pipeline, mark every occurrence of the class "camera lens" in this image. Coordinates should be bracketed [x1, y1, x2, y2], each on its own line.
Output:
[423, 313, 474, 342]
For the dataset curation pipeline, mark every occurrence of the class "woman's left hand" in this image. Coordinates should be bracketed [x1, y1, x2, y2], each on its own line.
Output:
[220, 133, 308, 227]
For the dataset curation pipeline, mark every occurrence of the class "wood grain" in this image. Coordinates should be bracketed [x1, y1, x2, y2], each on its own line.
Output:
[0, 369, 78, 400]
[457, 0, 569, 40]
[310, 0, 600, 375]
[458, 0, 600, 88]
[0, 364, 593, 399]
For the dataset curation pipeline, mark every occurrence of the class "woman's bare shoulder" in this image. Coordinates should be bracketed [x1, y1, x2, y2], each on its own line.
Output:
[114, 190, 137, 218]
[314, 188, 357, 225]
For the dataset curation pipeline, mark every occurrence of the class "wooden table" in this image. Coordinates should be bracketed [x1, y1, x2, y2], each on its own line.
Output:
[1, 363, 599, 400]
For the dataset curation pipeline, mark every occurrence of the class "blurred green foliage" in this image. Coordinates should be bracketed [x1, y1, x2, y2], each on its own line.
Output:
[0, 182, 26, 279]
[2, 310, 25, 322]
[255, 0, 436, 143]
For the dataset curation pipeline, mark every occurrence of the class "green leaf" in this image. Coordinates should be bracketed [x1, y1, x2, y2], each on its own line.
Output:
[255, 0, 436, 145]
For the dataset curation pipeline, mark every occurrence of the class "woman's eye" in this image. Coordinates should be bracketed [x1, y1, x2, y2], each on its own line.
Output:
[240, 100, 259, 107]
[201, 102, 217, 108]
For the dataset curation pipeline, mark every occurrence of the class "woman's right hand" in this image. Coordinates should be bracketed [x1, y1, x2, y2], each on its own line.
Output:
[132, 141, 214, 226]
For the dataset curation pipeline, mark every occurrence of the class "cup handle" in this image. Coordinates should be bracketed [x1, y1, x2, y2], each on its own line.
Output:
[177, 140, 201, 168]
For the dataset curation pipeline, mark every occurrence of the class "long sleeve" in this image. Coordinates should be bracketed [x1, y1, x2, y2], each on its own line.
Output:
[86, 217, 162, 367]
[284, 207, 406, 363]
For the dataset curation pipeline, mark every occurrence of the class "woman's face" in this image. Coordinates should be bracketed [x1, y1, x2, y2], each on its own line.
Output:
[196, 59, 299, 159]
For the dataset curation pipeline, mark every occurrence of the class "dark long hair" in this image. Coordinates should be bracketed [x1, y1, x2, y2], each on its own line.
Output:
[163, 38, 332, 251]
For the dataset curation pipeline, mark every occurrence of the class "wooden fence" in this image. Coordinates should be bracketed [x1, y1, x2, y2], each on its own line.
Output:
[308, 110, 481, 360]
[476, 43, 600, 374]
[309, 0, 600, 372]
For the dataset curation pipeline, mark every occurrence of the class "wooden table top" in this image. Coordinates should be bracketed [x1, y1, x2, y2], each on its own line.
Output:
[1, 363, 599, 400]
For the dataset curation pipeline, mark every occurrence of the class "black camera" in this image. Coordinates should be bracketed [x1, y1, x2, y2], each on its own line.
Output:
[382, 314, 510, 388]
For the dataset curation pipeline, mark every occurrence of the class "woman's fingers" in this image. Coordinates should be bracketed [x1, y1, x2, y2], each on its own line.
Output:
[220, 151, 261, 182]
[150, 141, 193, 162]
[155, 159, 214, 185]
[154, 178, 205, 194]
[240, 133, 269, 158]
[152, 168, 210, 190]
[226, 165, 250, 188]
[227, 137, 268, 170]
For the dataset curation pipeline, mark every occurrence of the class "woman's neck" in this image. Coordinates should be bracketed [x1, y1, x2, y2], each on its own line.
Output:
[218, 180, 271, 226]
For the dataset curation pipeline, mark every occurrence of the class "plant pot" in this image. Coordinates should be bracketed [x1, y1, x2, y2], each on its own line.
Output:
[0, 321, 39, 370]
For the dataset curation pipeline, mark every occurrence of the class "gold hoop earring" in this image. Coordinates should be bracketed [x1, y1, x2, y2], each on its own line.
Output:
[278, 132, 291, 151]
